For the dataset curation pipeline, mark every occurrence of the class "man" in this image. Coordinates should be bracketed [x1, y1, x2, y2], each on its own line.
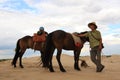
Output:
[77, 22, 105, 72]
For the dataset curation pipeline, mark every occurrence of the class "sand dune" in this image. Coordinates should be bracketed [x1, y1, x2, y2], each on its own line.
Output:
[0, 54, 120, 80]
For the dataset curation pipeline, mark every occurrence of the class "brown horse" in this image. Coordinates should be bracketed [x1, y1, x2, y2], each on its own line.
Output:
[42, 30, 89, 72]
[11, 35, 46, 68]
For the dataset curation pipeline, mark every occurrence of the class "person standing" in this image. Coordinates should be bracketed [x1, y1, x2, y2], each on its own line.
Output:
[77, 22, 105, 72]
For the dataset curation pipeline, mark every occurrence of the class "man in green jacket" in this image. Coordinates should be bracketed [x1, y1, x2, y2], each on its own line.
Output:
[77, 22, 105, 72]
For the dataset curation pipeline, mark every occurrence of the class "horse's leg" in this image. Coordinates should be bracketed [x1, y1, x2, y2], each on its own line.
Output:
[12, 40, 20, 68]
[40, 51, 44, 67]
[19, 49, 25, 68]
[74, 50, 81, 71]
[49, 48, 55, 72]
[49, 56, 54, 72]
[12, 52, 19, 68]
[56, 49, 66, 72]
[76, 50, 81, 70]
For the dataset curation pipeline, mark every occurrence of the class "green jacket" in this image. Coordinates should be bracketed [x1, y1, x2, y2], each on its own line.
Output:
[85, 30, 101, 48]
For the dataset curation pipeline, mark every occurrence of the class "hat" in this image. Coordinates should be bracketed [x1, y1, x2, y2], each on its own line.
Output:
[39, 27, 44, 31]
[88, 22, 97, 29]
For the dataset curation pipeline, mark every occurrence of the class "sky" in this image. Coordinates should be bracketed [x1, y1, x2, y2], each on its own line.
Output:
[0, 0, 120, 59]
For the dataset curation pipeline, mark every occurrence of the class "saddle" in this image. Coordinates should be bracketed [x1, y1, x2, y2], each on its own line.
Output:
[33, 33, 46, 42]
[32, 33, 46, 50]
[71, 33, 82, 47]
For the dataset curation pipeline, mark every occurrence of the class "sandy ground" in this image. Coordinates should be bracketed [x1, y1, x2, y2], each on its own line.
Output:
[0, 54, 120, 80]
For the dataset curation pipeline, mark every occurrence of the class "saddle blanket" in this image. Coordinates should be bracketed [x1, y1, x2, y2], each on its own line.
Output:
[71, 33, 82, 47]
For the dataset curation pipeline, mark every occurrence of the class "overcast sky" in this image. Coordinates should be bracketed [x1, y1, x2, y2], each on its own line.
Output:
[0, 0, 120, 58]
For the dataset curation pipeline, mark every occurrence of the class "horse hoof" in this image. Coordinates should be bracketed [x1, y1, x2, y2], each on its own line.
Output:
[61, 70, 66, 72]
[75, 69, 81, 71]
[13, 65, 16, 68]
[49, 68, 55, 72]
[13, 64, 17, 68]
[75, 67, 81, 71]
[50, 70, 55, 72]
[77, 69, 81, 71]
[20, 65, 24, 68]
[61, 69, 66, 72]
[11, 62, 16, 68]
[21, 66, 24, 68]
[14, 66, 16, 68]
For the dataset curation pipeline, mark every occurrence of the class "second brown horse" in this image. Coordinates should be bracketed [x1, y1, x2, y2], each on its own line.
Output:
[12, 35, 46, 68]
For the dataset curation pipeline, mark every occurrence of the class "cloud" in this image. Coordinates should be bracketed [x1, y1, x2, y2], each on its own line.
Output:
[0, 0, 8, 3]
[23, 0, 120, 29]
[0, 0, 37, 14]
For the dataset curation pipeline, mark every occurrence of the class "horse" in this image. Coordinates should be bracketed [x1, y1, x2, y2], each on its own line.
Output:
[11, 35, 46, 68]
[42, 30, 89, 72]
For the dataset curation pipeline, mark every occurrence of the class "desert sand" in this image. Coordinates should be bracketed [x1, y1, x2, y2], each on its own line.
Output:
[0, 54, 120, 80]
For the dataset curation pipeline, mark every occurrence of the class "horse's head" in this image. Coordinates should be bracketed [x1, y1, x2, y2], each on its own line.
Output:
[79, 31, 89, 43]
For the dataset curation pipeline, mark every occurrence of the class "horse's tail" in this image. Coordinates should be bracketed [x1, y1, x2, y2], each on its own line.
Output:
[12, 39, 20, 65]
[15, 39, 21, 53]
[42, 32, 54, 68]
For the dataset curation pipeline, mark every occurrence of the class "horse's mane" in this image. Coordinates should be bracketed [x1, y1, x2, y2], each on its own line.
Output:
[79, 31, 89, 42]
[79, 31, 88, 34]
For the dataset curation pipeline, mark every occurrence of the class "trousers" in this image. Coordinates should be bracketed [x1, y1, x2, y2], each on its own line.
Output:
[90, 46, 102, 67]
